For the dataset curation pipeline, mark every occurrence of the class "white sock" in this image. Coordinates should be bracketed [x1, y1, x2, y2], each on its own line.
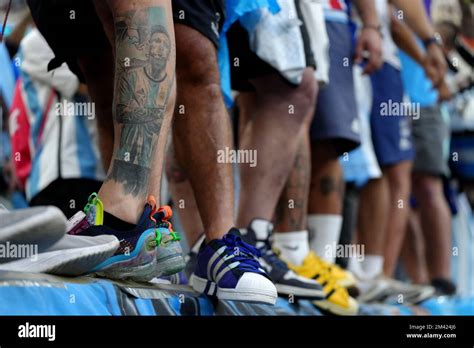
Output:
[348, 256, 363, 278]
[348, 254, 383, 281]
[240, 219, 273, 249]
[308, 214, 342, 264]
[248, 219, 273, 240]
[360, 255, 384, 280]
[272, 230, 309, 266]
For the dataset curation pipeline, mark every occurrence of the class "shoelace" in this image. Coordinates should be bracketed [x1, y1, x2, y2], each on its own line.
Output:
[146, 196, 181, 245]
[315, 255, 344, 274]
[302, 253, 328, 274]
[222, 234, 263, 271]
[317, 267, 348, 300]
[156, 206, 181, 241]
[302, 252, 344, 279]
[84, 192, 104, 225]
[290, 252, 347, 300]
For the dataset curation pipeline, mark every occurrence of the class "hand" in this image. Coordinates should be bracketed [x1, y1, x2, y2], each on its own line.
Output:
[423, 44, 447, 87]
[354, 26, 383, 75]
[437, 79, 452, 102]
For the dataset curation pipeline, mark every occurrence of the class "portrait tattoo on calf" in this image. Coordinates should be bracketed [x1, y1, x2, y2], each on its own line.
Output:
[107, 6, 175, 198]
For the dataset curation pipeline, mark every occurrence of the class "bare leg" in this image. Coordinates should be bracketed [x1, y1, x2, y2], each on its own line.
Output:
[412, 173, 452, 280]
[237, 69, 317, 226]
[401, 210, 430, 284]
[308, 142, 344, 215]
[307, 141, 344, 262]
[166, 145, 204, 248]
[95, 0, 176, 223]
[172, 24, 234, 242]
[274, 129, 312, 232]
[382, 161, 413, 276]
[357, 178, 389, 256]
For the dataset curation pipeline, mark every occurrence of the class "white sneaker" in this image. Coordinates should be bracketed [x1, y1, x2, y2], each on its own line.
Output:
[0, 206, 67, 262]
[357, 276, 435, 304]
[0, 234, 119, 276]
[382, 278, 435, 304]
[357, 276, 391, 303]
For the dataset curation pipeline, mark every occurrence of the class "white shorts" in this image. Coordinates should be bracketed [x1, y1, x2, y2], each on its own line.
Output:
[340, 65, 382, 187]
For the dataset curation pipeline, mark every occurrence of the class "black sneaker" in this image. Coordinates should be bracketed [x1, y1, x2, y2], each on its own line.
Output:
[240, 219, 324, 300]
[431, 278, 457, 296]
[183, 234, 204, 281]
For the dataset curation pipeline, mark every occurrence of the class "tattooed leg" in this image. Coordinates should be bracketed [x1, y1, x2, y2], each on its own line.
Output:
[308, 141, 345, 215]
[274, 131, 311, 232]
[97, 0, 176, 223]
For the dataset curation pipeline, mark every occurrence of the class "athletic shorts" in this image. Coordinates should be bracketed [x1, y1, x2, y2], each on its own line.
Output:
[310, 21, 360, 155]
[412, 106, 450, 176]
[30, 178, 102, 219]
[227, 6, 316, 91]
[370, 63, 415, 167]
[340, 65, 382, 187]
[27, 0, 225, 83]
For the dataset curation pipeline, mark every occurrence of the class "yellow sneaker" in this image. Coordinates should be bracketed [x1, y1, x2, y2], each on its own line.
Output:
[311, 267, 359, 315]
[289, 252, 359, 315]
[290, 252, 357, 289]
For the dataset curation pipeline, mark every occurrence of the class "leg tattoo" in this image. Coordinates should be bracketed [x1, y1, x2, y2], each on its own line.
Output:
[108, 7, 175, 198]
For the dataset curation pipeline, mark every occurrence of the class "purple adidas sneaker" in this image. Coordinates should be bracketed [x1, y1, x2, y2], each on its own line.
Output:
[189, 229, 277, 304]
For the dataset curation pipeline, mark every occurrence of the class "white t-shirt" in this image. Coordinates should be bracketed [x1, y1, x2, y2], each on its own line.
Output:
[376, 0, 401, 69]
[317, 0, 349, 22]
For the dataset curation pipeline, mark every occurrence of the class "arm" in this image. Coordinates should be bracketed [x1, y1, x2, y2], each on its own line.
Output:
[437, 78, 453, 102]
[390, 9, 425, 66]
[389, 0, 435, 39]
[4, 11, 32, 58]
[389, 0, 447, 86]
[390, 9, 442, 86]
[352, 0, 383, 74]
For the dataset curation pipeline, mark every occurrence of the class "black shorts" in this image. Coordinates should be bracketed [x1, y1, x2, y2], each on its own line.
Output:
[228, 3, 316, 91]
[27, 0, 225, 82]
[173, 0, 225, 48]
[29, 178, 102, 219]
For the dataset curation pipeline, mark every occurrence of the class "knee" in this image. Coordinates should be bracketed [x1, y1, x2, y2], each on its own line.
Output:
[200, 83, 222, 105]
[413, 175, 443, 208]
[386, 165, 411, 199]
[388, 174, 410, 199]
[176, 39, 222, 107]
[177, 54, 218, 86]
[176, 32, 219, 84]
[287, 69, 317, 124]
